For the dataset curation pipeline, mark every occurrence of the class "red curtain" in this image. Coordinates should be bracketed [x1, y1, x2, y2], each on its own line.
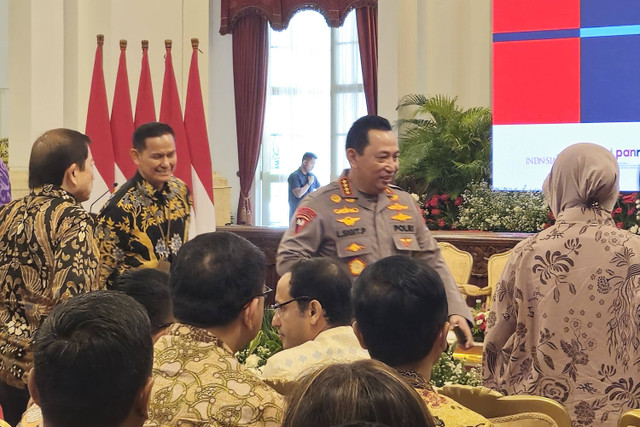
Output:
[220, 0, 376, 34]
[233, 14, 269, 225]
[356, 5, 377, 115]
[221, 0, 377, 225]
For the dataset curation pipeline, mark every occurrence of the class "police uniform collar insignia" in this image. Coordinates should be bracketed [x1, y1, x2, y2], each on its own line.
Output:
[391, 212, 412, 222]
[331, 194, 342, 203]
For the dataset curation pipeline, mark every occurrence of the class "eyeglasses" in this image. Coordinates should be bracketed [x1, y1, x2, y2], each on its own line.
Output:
[270, 296, 311, 313]
[257, 285, 273, 299]
[244, 285, 272, 306]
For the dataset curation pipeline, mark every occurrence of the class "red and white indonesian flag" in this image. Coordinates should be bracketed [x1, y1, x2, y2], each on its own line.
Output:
[185, 38, 215, 234]
[84, 34, 115, 212]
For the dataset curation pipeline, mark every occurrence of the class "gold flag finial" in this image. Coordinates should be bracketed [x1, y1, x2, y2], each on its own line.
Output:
[119, 39, 127, 49]
[97, 34, 104, 46]
[164, 39, 172, 49]
[191, 38, 199, 48]
[141, 40, 149, 50]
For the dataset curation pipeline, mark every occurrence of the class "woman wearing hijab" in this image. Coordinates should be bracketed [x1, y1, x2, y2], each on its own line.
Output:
[483, 143, 640, 426]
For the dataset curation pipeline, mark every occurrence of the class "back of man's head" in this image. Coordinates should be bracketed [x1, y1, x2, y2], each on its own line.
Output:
[352, 256, 448, 367]
[345, 115, 392, 155]
[133, 122, 174, 151]
[171, 231, 266, 327]
[114, 268, 173, 336]
[289, 258, 352, 326]
[28, 128, 91, 189]
[31, 291, 153, 427]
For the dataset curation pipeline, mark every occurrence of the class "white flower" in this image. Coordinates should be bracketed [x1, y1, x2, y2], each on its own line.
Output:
[245, 354, 262, 369]
[411, 193, 419, 202]
[630, 224, 639, 234]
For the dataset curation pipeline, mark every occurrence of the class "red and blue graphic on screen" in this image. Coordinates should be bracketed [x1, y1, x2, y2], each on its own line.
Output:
[493, 0, 640, 125]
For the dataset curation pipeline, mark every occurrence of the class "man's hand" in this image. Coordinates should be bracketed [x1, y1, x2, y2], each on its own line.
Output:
[307, 175, 315, 186]
[449, 314, 474, 349]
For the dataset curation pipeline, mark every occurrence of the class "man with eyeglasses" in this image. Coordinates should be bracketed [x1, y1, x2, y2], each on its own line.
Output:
[146, 232, 284, 426]
[260, 258, 369, 394]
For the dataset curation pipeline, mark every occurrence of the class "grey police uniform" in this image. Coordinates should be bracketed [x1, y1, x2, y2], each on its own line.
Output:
[277, 171, 473, 322]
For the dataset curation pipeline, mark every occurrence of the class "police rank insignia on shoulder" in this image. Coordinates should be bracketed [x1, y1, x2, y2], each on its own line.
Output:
[348, 258, 366, 276]
[330, 194, 342, 203]
[391, 212, 412, 222]
[294, 207, 317, 234]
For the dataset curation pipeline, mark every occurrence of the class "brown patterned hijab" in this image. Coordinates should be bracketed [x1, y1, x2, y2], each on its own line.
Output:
[543, 143, 619, 215]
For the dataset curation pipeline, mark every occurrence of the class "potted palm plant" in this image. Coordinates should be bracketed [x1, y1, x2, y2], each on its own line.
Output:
[395, 95, 492, 229]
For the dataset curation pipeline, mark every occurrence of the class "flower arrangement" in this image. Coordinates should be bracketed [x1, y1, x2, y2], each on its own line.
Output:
[613, 192, 640, 234]
[236, 310, 282, 372]
[457, 181, 553, 232]
[471, 309, 488, 343]
[431, 344, 482, 388]
[416, 192, 465, 230]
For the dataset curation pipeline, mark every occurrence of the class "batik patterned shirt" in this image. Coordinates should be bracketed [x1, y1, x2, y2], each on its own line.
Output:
[146, 323, 284, 427]
[398, 370, 492, 427]
[483, 207, 640, 426]
[96, 172, 190, 289]
[0, 185, 100, 388]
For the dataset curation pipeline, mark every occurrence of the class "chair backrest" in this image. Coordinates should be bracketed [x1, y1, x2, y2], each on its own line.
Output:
[486, 249, 512, 310]
[437, 242, 473, 285]
[619, 409, 640, 427]
[440, 384, 572, 427]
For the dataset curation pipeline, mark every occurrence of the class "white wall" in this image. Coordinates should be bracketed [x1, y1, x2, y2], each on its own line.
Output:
[8, 0, 209, 195]
[379, 0, 491, 123]
[5, 0, 491, 214]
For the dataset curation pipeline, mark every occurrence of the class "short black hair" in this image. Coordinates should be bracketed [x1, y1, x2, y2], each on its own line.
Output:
[33, 291, 153, 427]
[113, 268, 173, 335]
[352, 256, 448, 366]
[302, 152, 318, 162]
[28, 128, 91, 188]
[171, 231, 266, 327]
[289, 258, 353, 326]
[132, 122, 175, 151]
[345, 115, 392, 154]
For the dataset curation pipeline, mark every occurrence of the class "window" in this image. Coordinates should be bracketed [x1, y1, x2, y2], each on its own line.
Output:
[257, 9, 367, 226]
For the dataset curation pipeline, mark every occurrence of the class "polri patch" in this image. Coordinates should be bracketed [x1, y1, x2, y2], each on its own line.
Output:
[294, 207, 317, 234]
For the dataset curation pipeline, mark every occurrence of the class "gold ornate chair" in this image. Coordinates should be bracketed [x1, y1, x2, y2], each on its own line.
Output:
[440, 384, 572, 427]
[485, 249, 512, 310]
[618, 409, 640, 427]
[437, 242, 474, 291]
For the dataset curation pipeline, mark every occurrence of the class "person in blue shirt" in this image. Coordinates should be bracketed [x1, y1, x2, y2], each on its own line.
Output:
[288, 152, 320, 220]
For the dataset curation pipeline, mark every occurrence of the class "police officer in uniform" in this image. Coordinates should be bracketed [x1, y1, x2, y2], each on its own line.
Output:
[277, 115, 474, 347]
